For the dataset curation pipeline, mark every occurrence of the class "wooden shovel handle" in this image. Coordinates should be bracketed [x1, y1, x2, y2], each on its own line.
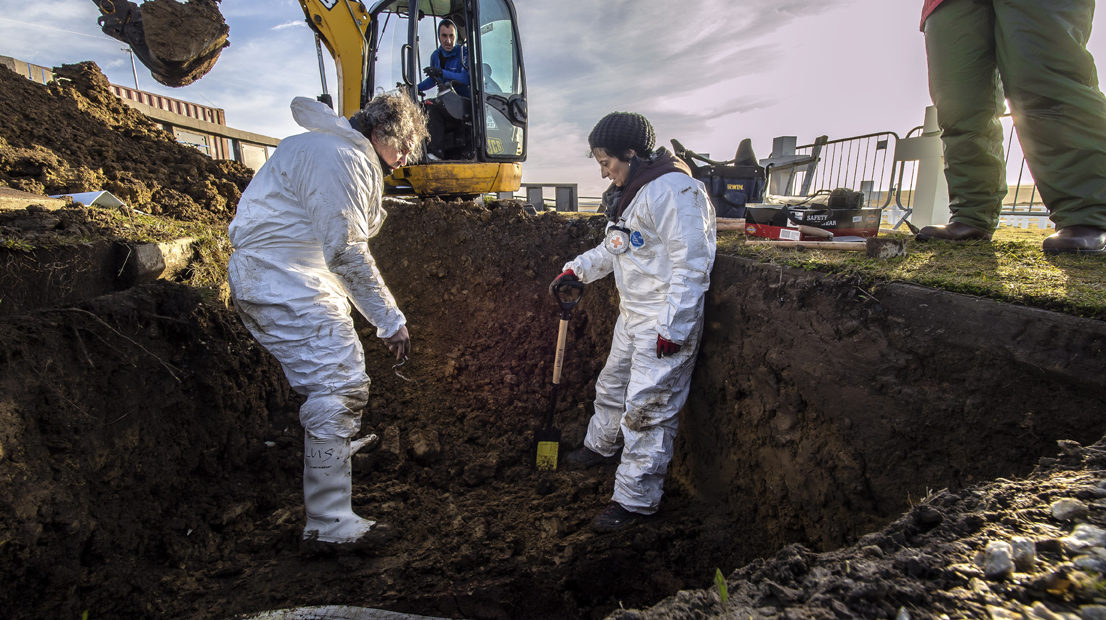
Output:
[552, 318, 568, 385]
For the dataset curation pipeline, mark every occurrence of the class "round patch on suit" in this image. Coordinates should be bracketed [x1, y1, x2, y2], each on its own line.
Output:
[604, 228, 630, 255]
[629, 231, 644, 248]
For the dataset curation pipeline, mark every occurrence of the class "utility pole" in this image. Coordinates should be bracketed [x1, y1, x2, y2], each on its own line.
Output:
[122, 47, 139, 90]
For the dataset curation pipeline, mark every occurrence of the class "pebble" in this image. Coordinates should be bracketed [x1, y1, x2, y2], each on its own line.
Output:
[985, 541, 1015, 581]
[1074, 554, 1106, 573]
[408, 428, 441, 464]
[1052, 498, 1090, 522]
[1011, 537, 1037, 572]
[949, 562, 984, 579]
[1058, 440, 1083, 456]
[912, 504, 943, 529]
[1063, 524, 1106, 553]
[1080, 605, 1106, 620]
[1027, 601, 1078, 619]
[860, 545, 884, 558]
[969, 577, 992, 594]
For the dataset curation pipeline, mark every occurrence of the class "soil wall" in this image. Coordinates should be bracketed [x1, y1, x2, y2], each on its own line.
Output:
[675, 257, 1106, 562]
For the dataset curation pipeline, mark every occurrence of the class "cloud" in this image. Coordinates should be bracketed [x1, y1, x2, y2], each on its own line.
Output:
[514, 0, 856, 191]
[273, 21, 307, 32]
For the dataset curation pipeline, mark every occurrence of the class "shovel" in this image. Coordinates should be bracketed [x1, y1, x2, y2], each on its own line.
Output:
[534, 277, 584, 471]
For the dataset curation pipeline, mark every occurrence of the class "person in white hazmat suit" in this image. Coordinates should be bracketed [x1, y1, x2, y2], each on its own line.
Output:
[550, 112, 716, 532]
[227, 93, 428, 548]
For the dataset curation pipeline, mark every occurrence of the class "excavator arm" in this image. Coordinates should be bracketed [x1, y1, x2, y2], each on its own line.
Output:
[92, 0, 229, 87]
[298, 0, 373, 118]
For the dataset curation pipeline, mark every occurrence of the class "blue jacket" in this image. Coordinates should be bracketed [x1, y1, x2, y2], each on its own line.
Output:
[417, 45, 470, 97]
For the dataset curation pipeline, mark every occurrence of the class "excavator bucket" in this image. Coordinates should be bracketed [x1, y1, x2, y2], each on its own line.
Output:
[96, 0, 229, 87]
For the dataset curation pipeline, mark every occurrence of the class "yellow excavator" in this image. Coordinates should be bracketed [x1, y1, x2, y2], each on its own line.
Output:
[93, 0, 527, 197]
[301, 0, 526, 196]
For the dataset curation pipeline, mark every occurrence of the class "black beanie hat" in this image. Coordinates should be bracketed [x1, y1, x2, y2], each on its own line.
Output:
[588, 112, 655, 157]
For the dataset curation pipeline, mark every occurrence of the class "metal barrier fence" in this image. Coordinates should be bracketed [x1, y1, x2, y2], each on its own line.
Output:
[790, 131, 908, 207]
[785, 112, 1048, 228]
[997, 114, 1047, 217]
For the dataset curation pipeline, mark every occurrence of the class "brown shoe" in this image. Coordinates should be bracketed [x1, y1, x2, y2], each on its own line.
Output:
[1042, 225, 1106, 255]
[915, 222, 993, 242]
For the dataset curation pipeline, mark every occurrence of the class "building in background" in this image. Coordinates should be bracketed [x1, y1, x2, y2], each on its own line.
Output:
[1, 56, 279, 171]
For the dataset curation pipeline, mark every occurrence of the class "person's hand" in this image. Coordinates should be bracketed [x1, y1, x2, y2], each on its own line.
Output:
[423, 67, 443, 80]
[656, 335, 681, 358]
[383, 325, 410, 361]
[548, 269, 579, 296]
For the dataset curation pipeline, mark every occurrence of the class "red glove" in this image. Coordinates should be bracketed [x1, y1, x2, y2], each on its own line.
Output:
[657, 336, 681, 358]
[549, 269, 579, 295]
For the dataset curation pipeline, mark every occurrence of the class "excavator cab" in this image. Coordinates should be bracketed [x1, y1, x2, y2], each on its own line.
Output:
[300, 0, 525, 196]
[365, 0, 527, 196]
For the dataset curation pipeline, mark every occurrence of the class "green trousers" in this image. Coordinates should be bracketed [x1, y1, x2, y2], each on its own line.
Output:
[925, 0, 1106, 230]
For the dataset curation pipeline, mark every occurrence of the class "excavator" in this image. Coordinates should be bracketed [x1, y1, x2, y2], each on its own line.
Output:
[92, 0, 527, 197]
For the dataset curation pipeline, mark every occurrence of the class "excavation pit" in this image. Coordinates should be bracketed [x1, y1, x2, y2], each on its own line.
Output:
[2, 198, 1104, 619]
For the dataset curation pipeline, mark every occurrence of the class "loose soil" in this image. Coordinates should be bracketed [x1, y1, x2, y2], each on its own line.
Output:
[2, 62, 1106, 620]
[141, 0, 229, 87]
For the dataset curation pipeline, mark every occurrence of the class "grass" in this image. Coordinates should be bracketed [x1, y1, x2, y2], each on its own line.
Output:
[718, 225, 1106, 320]
[1, 204, 232, 291]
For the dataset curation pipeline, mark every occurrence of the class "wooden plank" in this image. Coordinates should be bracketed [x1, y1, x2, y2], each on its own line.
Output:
[717, 217, 745, 231]
[744, 237, 908, 257]
[0, 188, 70, 211]
[744, 239, 867, 251]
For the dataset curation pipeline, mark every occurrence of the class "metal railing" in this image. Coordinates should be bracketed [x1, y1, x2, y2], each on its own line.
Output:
[789, 131, 916, 227]
[998, 114, 1046, 217]
[790, 131, 902, 204]
[785, 111, 1046, 228]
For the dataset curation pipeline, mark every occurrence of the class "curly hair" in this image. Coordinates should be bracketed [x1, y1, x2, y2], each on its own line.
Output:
[350, 92, 429, 160]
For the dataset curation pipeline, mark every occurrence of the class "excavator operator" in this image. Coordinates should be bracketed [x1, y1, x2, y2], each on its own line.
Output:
[417, 19, 470, 98]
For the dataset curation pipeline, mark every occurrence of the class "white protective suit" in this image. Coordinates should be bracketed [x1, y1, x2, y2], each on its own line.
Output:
[228, 97, 405, 440]
[564, 171, 716, 514]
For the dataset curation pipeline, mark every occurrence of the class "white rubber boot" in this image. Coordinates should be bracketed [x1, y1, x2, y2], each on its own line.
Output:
[303, 434, 393, 546]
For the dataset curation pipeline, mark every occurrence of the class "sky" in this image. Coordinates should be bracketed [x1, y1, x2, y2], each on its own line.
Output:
[4, 0, 1106, 197]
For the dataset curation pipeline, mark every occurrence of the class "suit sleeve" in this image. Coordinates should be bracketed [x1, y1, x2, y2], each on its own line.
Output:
[296, 145, 406, 338]
[649, 179, 716, 343]
[563, 242, 614, 283]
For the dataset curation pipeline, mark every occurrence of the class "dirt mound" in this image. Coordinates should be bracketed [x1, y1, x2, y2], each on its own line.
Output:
[0, 62, 251, 222]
